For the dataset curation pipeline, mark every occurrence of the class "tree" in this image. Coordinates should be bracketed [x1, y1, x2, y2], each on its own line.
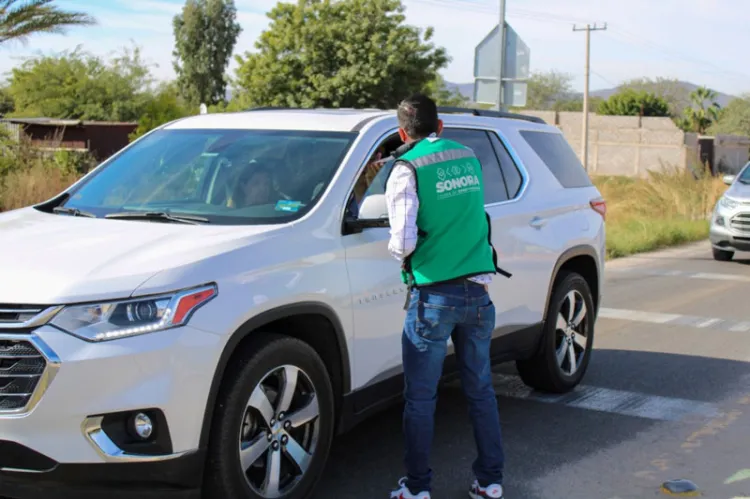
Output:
[618, 77, 690, 117]
[597, 88, 670, 117]
[680, 86, 721, 134]
[552, 96, 603, 112]
[173, 0, 241, 106]
[7, 45, 154, 122]
[233, 0, 448, 109]
[524, 70, 575, 110]
[710, 95, 750, 137]
[131, 82, 192, 140]
[0, 0, 95, 45]
[0, 86, 14, 116]
[426, 74, 466, 107]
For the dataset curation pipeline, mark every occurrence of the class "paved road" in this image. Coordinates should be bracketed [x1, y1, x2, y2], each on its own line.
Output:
[315, 241, 750, 499]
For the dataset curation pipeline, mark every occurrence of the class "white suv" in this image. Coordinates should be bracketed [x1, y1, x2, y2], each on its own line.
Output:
[0, 107, 605, 499]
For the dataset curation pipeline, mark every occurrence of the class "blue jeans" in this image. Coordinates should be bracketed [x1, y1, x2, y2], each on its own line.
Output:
[401, 280, 505, 494]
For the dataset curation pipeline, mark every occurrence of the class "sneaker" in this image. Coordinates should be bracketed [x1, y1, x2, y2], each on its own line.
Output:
[469, 480, 503, 499]
[390, 477, 430, 499]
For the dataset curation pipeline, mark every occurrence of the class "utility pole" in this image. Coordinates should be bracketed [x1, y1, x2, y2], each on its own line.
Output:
[573, 23, 606, 171]
[497, 0, 506, 111]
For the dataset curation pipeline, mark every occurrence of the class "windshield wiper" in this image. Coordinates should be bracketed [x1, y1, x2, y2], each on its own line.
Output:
[52, 206, 96, 218]
[738, 178, 750, 185]
[105, 211, 210, 225]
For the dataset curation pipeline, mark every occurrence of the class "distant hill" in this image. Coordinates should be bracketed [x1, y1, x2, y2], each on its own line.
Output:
[444, 79, 737, 108]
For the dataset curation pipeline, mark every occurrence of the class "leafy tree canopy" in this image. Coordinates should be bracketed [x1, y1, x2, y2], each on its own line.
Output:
[233, 0, 449, 109]
[131, 82, 192, 140]
[597, 88, 670, 117]
[6, 45, 153, 122]
[426, 74, 466, 107]
[679, 86, 721, 134]
[524, 70, 575, 110]
[173, 0, 241, 106]
[618, 77, 690, 117]
[0, 86, 14, 116]
[0, 0, 95, 45]
[710, 95, 750, 137]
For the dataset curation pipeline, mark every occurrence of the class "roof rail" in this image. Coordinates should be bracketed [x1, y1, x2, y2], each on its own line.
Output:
[246, 106, 295, 111]
[437, 106, 546, 124]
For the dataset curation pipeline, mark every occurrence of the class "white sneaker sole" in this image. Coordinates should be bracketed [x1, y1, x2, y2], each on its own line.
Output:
[469, 491, 503, 499]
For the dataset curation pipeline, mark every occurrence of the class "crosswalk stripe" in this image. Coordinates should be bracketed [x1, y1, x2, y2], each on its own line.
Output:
[489, 374, 720, 422]
[597, 307, 748, 333]
[606, 268, 750, 283]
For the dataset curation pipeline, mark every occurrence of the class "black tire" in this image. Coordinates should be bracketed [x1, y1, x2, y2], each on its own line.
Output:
[712, 247, 734, 261]
[203, 333, 335, 499]
[516, 271, 595, 393]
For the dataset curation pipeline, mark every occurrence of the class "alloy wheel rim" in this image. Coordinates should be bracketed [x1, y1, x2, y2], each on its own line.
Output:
[238, 365, 320, 498]
[554, 290, 588, 376]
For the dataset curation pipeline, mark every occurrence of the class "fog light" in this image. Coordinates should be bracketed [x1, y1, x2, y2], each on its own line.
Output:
[716, 216, 725, 226]
[132, 413, 153, 440]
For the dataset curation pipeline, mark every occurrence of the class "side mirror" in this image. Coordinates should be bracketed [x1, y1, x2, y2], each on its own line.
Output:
[343, 194, 390, 234]
[723, 174, 736, 185]
[359, 194, 388, 219]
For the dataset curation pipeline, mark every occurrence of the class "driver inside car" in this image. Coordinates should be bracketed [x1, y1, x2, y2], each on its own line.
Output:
[228, 166, 276, 208]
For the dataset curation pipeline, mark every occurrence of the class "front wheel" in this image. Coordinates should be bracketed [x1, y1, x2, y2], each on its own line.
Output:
[516, 271, 595, 393]
[203, 334, 335, 499]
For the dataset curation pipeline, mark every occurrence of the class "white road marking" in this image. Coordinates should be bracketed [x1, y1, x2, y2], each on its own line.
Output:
[598, 307, 682, 324]
[490, 374, 720, 422]
[730, 322, 750, 332]
[606, 267, 750, 283]
[597, 307, 747, 333]
[696, 317, 722, 328]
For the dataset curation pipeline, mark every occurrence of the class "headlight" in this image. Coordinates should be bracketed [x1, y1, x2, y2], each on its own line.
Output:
[50, 284, 217, 342]
[720, 196, 739, 210]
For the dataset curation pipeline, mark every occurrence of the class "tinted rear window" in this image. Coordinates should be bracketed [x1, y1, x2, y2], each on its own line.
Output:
[520, 130, 592, 188]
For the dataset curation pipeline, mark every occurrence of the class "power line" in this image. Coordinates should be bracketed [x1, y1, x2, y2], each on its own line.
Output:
[573, 23, 607, 172]
[603, 26, 750, 82]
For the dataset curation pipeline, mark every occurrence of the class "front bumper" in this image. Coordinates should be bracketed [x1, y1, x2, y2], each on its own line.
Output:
[0, 324, 224, 498]
[710, 218, 750, 252]
[0, 443, 202, 499]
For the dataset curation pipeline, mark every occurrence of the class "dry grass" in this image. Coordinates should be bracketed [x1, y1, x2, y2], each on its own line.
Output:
[0, 134, 91, 212]
[0, 163, 81, 212]
[593, 164, 727, 259]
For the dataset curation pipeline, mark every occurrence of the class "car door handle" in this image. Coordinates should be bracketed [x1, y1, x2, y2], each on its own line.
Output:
[529, 216, 547, 229]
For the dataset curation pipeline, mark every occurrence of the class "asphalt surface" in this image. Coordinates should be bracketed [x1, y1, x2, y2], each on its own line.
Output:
[315, 241, 750, 499]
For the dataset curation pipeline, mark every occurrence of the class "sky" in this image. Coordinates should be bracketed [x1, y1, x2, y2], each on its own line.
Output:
[2, 0, 749, 96]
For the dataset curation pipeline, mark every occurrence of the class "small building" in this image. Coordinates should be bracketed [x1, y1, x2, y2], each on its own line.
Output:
[0, 117, 138, 161]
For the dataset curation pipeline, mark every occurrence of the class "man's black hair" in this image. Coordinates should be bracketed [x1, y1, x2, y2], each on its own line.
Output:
[397, 93, 439, 139]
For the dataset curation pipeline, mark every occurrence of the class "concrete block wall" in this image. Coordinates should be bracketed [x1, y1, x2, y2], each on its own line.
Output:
[714, 134, 750, 173]
[524, 111, 709, 177]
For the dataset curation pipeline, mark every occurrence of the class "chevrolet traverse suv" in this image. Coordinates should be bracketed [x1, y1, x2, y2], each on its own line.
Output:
[0, 107, 605, 499]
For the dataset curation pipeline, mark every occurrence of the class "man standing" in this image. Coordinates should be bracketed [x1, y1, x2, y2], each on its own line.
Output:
[385, 94, 509, 499]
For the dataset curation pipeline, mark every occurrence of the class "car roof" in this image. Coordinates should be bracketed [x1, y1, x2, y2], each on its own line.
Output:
[164, 109, 392, 132]
[163, 107, 549, 134]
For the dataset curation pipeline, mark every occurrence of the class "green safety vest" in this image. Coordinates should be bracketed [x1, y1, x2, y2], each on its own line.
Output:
[388, 136, 511, 287]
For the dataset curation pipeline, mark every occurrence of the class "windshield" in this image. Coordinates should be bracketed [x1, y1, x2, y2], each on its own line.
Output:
[738, 162, 750, 184]
[58, 129, 356, 225]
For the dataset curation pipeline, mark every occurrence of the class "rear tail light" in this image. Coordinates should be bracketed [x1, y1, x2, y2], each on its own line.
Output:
[590, 198, 607, 221]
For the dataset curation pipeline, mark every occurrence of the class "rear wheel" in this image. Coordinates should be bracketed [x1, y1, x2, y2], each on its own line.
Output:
[516, 271, 595, 393]
[204, 334, 335, 499]
[712, 247, 734, 261]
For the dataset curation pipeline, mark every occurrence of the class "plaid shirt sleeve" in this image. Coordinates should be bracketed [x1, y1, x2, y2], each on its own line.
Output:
[384, 162, 418, 262]
[383, 162, 492, 285]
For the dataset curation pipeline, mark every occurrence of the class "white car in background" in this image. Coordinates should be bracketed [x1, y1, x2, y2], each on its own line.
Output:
[710, 160, 750, 261]
[0, 107, 605, 499]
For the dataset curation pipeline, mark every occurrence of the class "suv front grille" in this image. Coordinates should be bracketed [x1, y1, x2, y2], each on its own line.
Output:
[0, 305, 44, 324]
[0, 339, 48, 412]
[730, 213, 750, 234]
